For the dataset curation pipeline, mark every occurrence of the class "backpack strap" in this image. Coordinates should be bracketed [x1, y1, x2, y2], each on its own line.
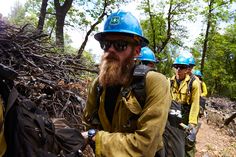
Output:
[5, 86, 18, 117]
[187, 75, 195, 96]
[0, 64, 18, 116]
[200, 81, 203, 93]
[96, 84, 103, 108]
[94, 65, 154, 123]
[121, 64, 155, 109]
[88, 82, 103, 128]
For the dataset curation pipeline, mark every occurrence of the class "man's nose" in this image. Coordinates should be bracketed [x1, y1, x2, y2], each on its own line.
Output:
[106, 44, 116, 53]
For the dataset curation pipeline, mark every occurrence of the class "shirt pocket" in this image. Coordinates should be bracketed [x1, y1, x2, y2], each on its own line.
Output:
[179, 86, 189, 104]
[118, 93, 142, 132]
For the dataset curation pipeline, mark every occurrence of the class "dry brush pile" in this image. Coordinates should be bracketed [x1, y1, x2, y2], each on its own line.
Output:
[0, 23, 98, 131]
[205, 97, 236, 137]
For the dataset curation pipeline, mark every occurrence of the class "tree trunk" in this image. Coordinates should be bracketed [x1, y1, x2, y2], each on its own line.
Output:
[201, 0, 213, 73]
[37, 0, 48, 32]
[77, 0, 108, 58]
[54, 0, 73, 51]
[55, 12, 65, 50]
[146, 0, 156, 54]
[158, 0, 172, 53]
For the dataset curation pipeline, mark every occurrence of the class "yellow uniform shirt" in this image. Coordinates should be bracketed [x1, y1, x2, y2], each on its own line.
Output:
[170, 75, 200, 125]
[84, 71, 171, 157]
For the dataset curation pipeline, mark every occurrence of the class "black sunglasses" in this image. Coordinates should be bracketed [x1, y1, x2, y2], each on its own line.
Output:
[99, 40, 136, 52]
[173, 65, 188, 70]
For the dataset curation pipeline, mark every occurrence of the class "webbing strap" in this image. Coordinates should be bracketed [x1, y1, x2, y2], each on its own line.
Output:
[5, 86, 18, 117]
[187, 75, 195, 95]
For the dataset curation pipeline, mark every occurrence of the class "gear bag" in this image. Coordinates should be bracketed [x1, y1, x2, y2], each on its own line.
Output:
[0, 64, 85, 157]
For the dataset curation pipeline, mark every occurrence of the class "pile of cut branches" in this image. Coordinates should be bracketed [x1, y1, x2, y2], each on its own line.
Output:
[0, 23, 97, 130]
[206, 97, 236, 137]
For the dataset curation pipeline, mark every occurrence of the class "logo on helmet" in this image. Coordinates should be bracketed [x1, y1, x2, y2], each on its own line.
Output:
[110, 16, 120, 25]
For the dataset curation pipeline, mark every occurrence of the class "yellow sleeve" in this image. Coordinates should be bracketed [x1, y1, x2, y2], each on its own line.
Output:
[83, 77, 100, 129]
[201, 82, 208, 97]
[188, 80, 200, 125]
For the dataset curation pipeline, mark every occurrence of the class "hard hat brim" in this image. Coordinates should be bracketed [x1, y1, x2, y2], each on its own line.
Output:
[94, 32, 149, 47]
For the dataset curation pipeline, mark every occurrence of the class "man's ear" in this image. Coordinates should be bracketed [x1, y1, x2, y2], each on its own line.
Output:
[134, 46, 141, 57]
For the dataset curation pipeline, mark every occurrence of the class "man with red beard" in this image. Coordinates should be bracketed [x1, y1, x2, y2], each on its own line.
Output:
[82, 10, 171, 157]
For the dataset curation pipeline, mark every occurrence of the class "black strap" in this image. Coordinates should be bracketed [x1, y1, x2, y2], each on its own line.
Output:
[96, 84, 103, 108]
[5, 86, 18, 117]
[187, 75, 195, 95]
[121, 64, 155, 108]
[97, 65, 154, 110]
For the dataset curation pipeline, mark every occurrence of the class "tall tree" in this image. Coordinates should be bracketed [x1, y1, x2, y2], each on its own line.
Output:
[200, 0, 235, 73]
[54, 0, 73, 51]
[75, 0, 129, 58]
[37, 0, 49, 32]
[138, 0, 197, 75]
[77, 0, 109, 58]
[202, 24, 236, 97]
[139, 0, 197, 54]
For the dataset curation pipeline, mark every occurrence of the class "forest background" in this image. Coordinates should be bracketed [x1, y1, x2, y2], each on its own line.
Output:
[1, 0, 236, 99]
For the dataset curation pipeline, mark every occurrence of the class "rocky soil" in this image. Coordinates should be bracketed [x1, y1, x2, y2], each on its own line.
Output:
[196, 97, 236, 157]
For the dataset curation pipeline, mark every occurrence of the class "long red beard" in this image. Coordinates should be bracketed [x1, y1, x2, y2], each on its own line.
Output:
[99, 52, 135, 87]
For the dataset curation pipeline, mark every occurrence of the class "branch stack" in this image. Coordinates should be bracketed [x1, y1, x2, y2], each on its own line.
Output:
[0, 23, 96, 130]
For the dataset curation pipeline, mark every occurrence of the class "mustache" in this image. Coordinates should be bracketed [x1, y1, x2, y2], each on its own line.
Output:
[103, 52, 119, 61]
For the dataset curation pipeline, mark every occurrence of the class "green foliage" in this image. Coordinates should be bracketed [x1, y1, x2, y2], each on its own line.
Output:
[70, 0, 127, 34]
[138, 0, 197, 75]
[5, 0, 236, 100]
[200, 22, 236, 99]
[8, 1, 37, 26]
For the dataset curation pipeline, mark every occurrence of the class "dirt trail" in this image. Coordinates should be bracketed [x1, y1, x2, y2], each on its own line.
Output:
[195, 118, 236, 157]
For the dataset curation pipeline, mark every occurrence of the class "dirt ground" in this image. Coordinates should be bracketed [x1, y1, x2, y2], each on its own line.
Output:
[195, 118, 236, 157]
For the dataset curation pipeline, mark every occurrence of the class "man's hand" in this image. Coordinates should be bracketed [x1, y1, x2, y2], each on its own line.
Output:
[82, 129, 96, 141]
[81, 129, 97, 151]
[81, 131, 89, 139]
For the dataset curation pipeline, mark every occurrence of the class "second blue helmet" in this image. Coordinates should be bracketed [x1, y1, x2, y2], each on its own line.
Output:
[187, 56, 195, 66]
[173, 55, 189, 66]
[193, 70, 202, 77]
[137, 47, 157, 63]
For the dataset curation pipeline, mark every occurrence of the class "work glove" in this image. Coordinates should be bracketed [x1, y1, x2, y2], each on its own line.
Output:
[186, 124, 197, 147]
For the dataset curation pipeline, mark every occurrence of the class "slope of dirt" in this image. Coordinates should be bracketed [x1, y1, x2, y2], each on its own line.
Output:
[196, 118, 236, 157]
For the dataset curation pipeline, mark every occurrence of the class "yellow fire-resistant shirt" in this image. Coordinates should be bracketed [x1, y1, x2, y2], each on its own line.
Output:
[201, 81, 208, 97]
[170, 75, 200, 125]
[83, 71, 171, 157]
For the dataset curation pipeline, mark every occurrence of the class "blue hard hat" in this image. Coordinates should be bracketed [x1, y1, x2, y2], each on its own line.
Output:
[173, 56, 189, 66]
[137, 47, 157, 63]
[187, 56, 195, 66]
[193, 70, 202, 77]
[94, 10, 149, 47]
